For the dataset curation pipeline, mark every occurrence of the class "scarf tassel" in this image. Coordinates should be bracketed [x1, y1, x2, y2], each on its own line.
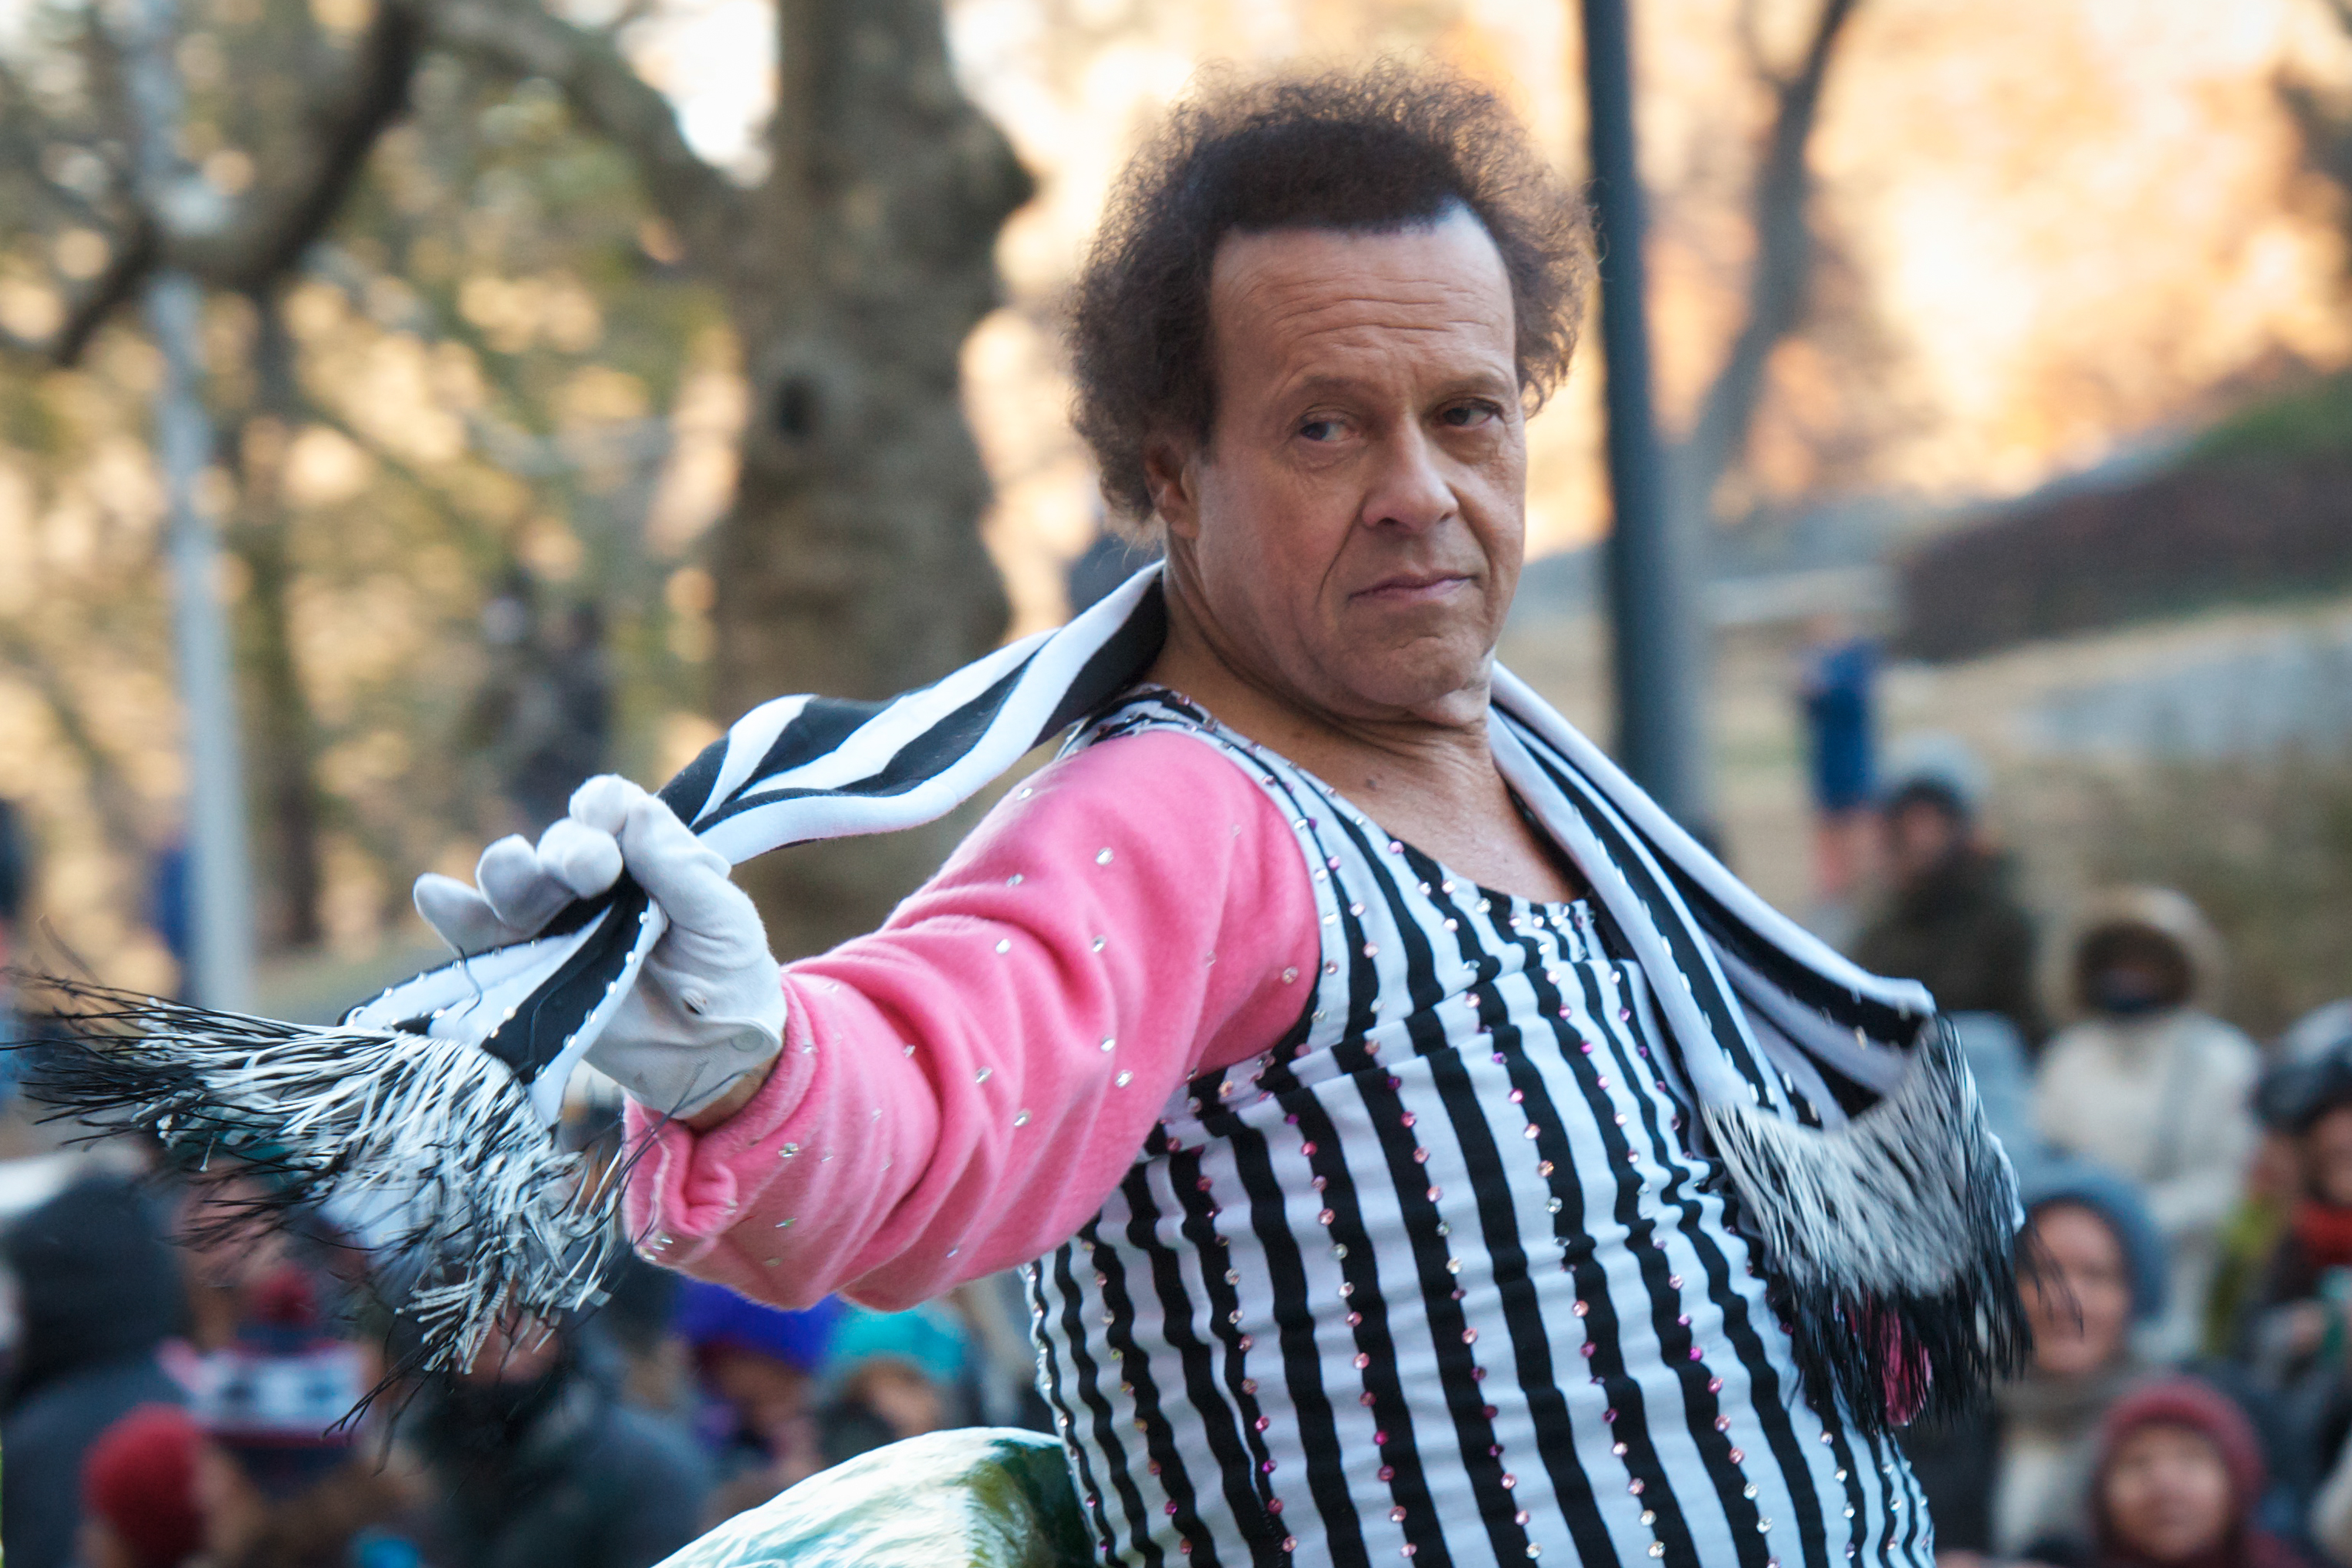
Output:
[1705, 1016, 2032, 1433]
[16, 977, 624, 1377]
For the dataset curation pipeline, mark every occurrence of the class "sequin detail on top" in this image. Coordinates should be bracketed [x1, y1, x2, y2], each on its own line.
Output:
[1026, 691, 1933, 1568]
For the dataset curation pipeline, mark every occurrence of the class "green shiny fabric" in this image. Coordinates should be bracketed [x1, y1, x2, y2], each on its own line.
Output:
[654, 1430, 1090, 1568]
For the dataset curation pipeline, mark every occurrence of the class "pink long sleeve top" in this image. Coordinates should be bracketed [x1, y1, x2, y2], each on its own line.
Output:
[622, 727, 1320, 1308]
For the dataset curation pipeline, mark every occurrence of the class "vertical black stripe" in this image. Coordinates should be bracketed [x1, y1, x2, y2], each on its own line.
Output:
[1415, 866, 1620, 1566]
[1285, 832, 1459, 1564]
[1165, 1144, 1292, 1562]
[1226, 1118, 1373, 1568]
[1599, 975, 1816, 1566]
[1094, 1198, 1222, 1565]
[1028, 1256, 1123, 1556]
[1337, 833, 1550, 1565]
[1050, 1237, 1164, 1566]
[1122, 1159, 1252, 1562]
[1530, 944, 1706, 1560]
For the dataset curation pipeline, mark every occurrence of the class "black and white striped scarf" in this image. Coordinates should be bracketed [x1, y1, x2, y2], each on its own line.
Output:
[32, 564, 2021, 1423]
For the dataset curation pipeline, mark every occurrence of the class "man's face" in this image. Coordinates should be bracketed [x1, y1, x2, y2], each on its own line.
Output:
[1151, 208, 1526, 725]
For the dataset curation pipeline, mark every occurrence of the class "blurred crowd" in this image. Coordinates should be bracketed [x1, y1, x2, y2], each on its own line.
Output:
[0, 1104, 1041, 1568]
[7, 628, 2352, 1568]
[1809, 681, 2352, 1568]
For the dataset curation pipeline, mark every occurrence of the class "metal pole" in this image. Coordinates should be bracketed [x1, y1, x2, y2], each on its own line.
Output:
[127, 0, 255, 1008]
[1581, 0, 1708, 826]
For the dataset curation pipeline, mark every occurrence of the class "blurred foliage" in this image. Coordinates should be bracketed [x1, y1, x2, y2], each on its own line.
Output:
[0, 0, 735, 978]
[2187, 371, 2352, 466]
[2079, 750, 2352, 1040]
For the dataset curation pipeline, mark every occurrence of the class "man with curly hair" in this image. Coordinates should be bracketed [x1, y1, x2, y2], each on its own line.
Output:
[421, 63, 2013, 1565]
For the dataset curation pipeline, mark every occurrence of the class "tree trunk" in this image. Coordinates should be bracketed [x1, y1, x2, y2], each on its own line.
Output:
[711, 0, 1032, 955]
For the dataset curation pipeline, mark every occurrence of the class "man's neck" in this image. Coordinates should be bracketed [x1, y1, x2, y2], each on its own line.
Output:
[1144, 578, 1581, 903]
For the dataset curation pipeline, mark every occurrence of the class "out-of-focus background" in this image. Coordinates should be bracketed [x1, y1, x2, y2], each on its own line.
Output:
[11, 1, 2352, 1565]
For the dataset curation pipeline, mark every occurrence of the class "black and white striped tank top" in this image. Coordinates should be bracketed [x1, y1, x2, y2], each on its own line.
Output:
[1026, 691, 1934, 1568]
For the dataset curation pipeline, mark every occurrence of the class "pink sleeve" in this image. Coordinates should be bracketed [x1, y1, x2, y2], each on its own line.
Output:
[620, 727, 1320, 1309]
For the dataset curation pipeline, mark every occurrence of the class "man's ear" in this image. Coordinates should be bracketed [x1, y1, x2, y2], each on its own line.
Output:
[1142, 431, 1201, 542]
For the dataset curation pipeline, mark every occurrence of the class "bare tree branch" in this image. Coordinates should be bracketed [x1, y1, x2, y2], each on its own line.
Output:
[50, 210, 155, 365]
[45, 0, 425, 364]
[1671, 0, 1863, 519]
[425, 0, 742, 267]
[200, 0, 426, 292]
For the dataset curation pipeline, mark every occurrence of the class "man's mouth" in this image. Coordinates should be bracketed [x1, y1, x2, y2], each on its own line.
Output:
[1353, 570, 1474, 606]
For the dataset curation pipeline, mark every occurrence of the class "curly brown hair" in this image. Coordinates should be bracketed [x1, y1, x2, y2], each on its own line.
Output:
[1067, 61, 1592, 532]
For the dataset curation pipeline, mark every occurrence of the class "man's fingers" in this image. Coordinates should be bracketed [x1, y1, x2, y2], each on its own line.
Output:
[475, 834, 572, 935]
[413, 874, 523, 955]
[569, 774, 647, 837]
[536, 817, 624, 898]
[617, 793, 744, 932]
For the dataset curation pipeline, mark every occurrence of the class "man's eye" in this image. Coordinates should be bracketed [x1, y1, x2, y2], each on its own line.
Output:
[1298, 418, 1343, 442]
[1441, 401, 1500, 427]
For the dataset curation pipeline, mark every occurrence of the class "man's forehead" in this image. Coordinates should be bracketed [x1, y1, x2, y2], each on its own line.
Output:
[1208, 211, 1514, 364]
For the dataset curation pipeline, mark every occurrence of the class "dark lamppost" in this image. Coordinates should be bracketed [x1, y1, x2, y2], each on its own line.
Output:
[1581, 0, 1708, 826]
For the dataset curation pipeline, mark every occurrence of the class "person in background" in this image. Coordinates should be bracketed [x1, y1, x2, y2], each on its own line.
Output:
[673, 1280, 840, 1523]
[148, 836, 193, 999]
[2, 1174, 190, 1568]
[1850, 736, 2047, 1053]
[812, 1303, 973, 1467]
[2036, 887, 2261, 1361]
[2227, 1022, 2352, 1520]
[2070, 1377, 2308, 1568]
[184, 1266, 418, 1568]
[1906, 1163, 2168, 1561]
[2205, 1054, 2322, 1360]
[1796, 615, 1878, 929]
[407, 1309, 711, 1568]
[79, 1403, 205, 1568]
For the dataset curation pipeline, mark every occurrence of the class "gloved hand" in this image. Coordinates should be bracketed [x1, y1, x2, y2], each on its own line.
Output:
[413, 776, 786, 1119]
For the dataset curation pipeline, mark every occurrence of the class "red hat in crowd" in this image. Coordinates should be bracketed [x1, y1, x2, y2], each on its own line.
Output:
[2091, 1377, 2296, 1568]
[81, 1404, 205, 1568]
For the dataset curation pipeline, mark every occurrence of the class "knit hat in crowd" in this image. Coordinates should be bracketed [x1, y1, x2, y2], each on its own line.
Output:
[82, 1403, 205, 1568]
[672, 1279, 843, 1374]
[823, 1304, 971, 1393]
[2092, 1377, 2267, 1557]
[2023, 1160, 2170, 1323]
[2260, 1000, 2352, 1134]
[187, 1266, 367, 1498]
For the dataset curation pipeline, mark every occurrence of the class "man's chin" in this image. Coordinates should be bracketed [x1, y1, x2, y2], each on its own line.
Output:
[1314, 640, 1493, 722]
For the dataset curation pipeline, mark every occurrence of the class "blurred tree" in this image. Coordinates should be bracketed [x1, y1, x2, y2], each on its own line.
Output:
[1664, 0, 1866, 529]
[0, 0, 1031, 963]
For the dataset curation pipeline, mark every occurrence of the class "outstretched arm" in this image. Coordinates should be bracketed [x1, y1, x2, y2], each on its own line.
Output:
[620, 729, 1319, 1309]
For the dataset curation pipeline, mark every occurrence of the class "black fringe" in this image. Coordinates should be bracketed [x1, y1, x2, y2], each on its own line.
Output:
[1715, 1018, 2034, 1434]
[10, 973, 654, 1394]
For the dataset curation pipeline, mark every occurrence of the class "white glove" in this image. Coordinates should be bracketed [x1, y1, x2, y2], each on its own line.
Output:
[413, 776, 786, 1118]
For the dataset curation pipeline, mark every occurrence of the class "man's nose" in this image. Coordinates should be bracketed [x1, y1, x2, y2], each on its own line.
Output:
[1358, 424, 1455, 532]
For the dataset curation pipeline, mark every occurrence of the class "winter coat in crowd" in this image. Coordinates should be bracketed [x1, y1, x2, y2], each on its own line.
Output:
[2036, 887, 2261, 1360]
[2, 1174, 190, 1568]
[1850, 843, 2046, 1051]
[411, 1336, 714, 1568]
